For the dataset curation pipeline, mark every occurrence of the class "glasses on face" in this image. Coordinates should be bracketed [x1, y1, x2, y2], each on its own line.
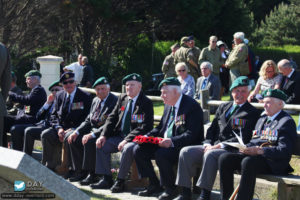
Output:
[178, 69, 186, 72]
[63, 80, 75, 85]
[51, 89, 60, 92]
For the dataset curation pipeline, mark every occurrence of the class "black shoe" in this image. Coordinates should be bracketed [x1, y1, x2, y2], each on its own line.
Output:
[197, 189, 211, 200]
[193, 185, 201, 194]
[90, 177, 113, 189]
[80, 174, 100, 185]
[138, 184, 163, 196]
[158, 188, 177, 200]
[110, 179, 125, 193]
[69, 171, 88, 182]
[63, 170, 74, 180]
[173, 194, 191, 200]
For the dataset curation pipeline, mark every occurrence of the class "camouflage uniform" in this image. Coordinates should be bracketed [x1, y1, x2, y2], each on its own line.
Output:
[199, 46, 222, 76]
[174, 44, 200, 82]
[162, 53, 177, 78]
[225, 43, 248, 83]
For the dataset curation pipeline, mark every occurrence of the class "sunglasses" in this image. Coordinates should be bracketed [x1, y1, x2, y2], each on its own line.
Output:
[178, 69, 186, 72]
[51, 89, 60, 92]
[63, 80, 75, 85]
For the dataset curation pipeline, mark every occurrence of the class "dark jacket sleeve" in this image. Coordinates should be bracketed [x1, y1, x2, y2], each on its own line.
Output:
[125, 95, 154, 142]
[204, 104, 223, 145]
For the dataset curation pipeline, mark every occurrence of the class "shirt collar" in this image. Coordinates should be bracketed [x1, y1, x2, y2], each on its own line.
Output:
[287, 68, 295, 78]
[174, 94, 183, 110]
[267, 110, 282, 121]
[67, 87, 77, 99]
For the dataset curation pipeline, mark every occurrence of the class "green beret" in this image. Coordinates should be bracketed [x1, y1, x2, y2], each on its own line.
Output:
[92, 77, 109, 88]
[262, 89, 288, 102]
[24, 70, 42, 78]
[180, 36, 189, 45]
[122, 73, 142, 85]
[158, 77, 181, 90]
[230, 76, 249, 91]
[48, 80, 60, 91]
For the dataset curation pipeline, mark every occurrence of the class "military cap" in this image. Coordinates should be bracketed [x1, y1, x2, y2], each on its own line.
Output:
[24, 70, 42, 78]
[171, 43, 180, 50]
[48, 80, 60, 91]
[230, 76, 249, 91]
[92, 77, 109, 88]
[158, 77, 181, 90]
[60, 72, 74, 82]
[216, 41, 225, 47]
[188, 35, 194, 41]
[122, 73, 142, 85]
[180, 36, 189, 45]
[262, 89, 288, 102]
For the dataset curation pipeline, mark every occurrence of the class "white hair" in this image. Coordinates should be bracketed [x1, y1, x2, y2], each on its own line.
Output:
[164, 85, 182, 94]
[233, 32, 245, 41]
[175, 62, 188, 72]
[200, 62, 212, 71]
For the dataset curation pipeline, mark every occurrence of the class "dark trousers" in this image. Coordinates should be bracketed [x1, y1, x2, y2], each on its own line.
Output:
[133, 143, 180, 188]
[219, 152, 271, 200]
[2, 115, 35, 147]
[10, 124, 33, 151]
[24, 125, 47, 155]
[65, 132, 84, 172]
[82, 137, 97, 172]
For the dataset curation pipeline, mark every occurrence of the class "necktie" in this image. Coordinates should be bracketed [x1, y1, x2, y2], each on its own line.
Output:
[122, 99, 133, 136]
[167, 106, 175, 138]
[201, 79, 207, 90]
[264, 117, 272, 129]
[91, 100, 103, 124]
[227, 105, 240, 120]
[62, 95, 71, 117]
[283, 77, 289, 88]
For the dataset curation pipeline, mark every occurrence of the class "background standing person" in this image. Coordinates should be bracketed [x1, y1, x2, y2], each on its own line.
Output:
[225, 32, 249, 84]
[80, 56, 94, 88]
[0, 43, 11, 146]
[64, 54, 84, 85]
[217, 41, 230, 96]
[176, 62, 195, 98]
[162, 43, 180, 78]
[187, 36, 201, 65]
[174, 36, 200, 82]
[7, 72, 23, 116]
[198, 36, 222, 77]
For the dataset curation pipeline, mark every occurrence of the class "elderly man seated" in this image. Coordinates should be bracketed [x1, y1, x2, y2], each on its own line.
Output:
[174, 76, 260, 200]
[219, 89, 297, 200]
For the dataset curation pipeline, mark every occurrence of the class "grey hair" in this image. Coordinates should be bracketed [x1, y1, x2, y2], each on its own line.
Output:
[175, 62, 188, 72]
[200, 61, 212, 71]
[233, 32, 245, 41]
[165, 85, 182, 94]
[279, 60, 292, 69]
[82, 56, 88, 63]
[31, 76, 41, 83]
[209, 35, 218, 41]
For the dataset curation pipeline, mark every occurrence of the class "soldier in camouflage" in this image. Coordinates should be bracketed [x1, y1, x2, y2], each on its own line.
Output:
[161, 43, 180, 78]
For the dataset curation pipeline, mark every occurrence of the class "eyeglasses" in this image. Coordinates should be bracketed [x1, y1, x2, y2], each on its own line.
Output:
[51, 89, 60, 92]
[63, 80, 75, 85]
[178, 69, 186, 72]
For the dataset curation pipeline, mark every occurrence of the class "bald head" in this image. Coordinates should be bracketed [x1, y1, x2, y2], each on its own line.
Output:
[278, 59, 292, 76]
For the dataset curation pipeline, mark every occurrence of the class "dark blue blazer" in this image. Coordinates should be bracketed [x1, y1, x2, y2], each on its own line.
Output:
[204, 101, 260, 145]
[76, 93, 118, 136]
[101, 91, 154, 142]
[148, 94, 204, 149]
[280, 70, 300, 104]
[248, 111, 297, 174]
[9, 85, 47, 123]
[50, 87, 92, 130]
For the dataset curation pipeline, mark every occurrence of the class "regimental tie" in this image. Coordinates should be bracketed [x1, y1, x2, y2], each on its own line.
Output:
[122, 99, 133, 136]
[283, 77, 289, 88]
[226, 104, 240, 120]
[167, 106, 175, 138]
[201, 78, 208, 90]
[91, 100, 102, 124]
[62, 95, 71, 117]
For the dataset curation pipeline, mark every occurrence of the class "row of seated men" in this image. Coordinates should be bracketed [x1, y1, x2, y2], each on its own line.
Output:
[4, 70, 297, 200]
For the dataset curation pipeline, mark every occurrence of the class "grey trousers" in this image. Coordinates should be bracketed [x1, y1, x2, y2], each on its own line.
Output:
[176, 145, 205, 188]
[197, 148, 227, 190]
[96, 136, 136, 179]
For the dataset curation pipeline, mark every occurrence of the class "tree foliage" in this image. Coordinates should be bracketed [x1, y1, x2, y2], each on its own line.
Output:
[252, 2, 300, 46]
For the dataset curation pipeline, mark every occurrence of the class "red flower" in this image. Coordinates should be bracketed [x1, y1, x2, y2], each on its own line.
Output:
[120, 106, 125, 111]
